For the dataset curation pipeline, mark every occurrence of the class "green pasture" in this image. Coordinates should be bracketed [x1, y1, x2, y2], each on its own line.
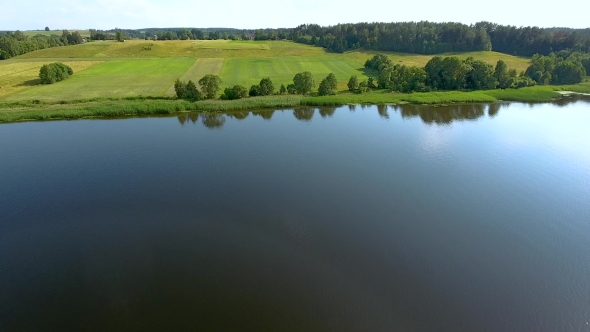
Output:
[13, 40, 530, 72]
[219, 56, 370, 90]
[3, 58, 194, 101]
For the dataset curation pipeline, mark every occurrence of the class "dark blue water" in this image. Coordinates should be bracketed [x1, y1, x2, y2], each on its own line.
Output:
[1, 98, 590, 331]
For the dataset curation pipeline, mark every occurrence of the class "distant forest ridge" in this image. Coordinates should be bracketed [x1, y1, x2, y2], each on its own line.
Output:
[2, 21, 590, 58]
[107, 22, 590, 56]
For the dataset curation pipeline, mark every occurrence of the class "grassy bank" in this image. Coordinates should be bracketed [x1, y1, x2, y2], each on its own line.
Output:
[0, 86, 573, 123]
[0, 96, 304, 123]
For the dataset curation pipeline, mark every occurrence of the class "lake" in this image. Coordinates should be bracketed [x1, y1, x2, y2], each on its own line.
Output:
[1, 96, 590, 331]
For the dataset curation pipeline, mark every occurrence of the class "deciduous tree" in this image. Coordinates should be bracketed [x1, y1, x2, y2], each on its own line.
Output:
[293, 71, 315, 95]
[198, 75, 222, 99]
[347, 75, 359, 91]
[258, 77, 275, 96]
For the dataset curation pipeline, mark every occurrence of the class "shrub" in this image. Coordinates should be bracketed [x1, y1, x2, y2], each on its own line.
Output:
[222, 85, 249, 100]
[249, 85, 260, 97]
[39, 62, 73, 84]
[174, 79, 203, 101]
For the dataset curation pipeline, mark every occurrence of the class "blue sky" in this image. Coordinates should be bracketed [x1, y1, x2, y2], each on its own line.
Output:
[3, 0, 589, 30]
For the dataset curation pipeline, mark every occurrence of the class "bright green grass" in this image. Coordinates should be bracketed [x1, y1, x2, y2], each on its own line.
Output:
[220, 56, 370, 91]
[552, 82, 590, 93]
[3, 58, 195, 101]
[301, 90, 497, 106]
[0, 95, 304, 123]
[485, 86, 560, 102]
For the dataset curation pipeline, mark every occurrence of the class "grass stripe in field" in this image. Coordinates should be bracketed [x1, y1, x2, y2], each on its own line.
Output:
[4, 58, 194, 102]
[219, 56, 371, 91]
[165, 58, 224, 96]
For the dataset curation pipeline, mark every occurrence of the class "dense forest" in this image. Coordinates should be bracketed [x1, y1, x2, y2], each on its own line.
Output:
[109, 22, 590, 56]
[0, 30, 84, 59]
[291, 22, 590, 56]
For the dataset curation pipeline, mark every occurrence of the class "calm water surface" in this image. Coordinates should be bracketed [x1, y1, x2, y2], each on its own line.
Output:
[1, 97, 590, 331]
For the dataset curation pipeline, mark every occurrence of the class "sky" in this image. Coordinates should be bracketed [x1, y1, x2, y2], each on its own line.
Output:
[2, 0, 589, 31]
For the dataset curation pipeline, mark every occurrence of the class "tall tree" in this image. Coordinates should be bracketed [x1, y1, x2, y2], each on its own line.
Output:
[258, 77, 275, 96]
[198, 75, 222, 99]
[347, 75, 359, 91]
[174, 79, 186, 99]
[184, 80, 202, 101]
[318, 73, 338, 95]
[116, 30, 124, 42]
[293, 71, 315, 95]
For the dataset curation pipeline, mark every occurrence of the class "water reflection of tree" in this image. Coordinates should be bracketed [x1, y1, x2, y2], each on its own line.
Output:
[488, 103, 501, 118]
[377, 105, 389, 119]
[348, 105, 356, 112]
[201, 114, 226, 129]
[177, 113, 199, 125]
[252, 110, 275, 120]
[319, 107, 337, 118]
[226, 111, 249, 120]
[400, 104, 486, 124]
[293, 107, 315, 121]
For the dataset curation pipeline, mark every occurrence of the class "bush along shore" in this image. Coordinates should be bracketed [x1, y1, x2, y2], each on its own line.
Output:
[1, 84, 589, 123]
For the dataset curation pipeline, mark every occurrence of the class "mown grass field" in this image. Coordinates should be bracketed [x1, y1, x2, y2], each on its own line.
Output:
[219, 56, 370, 90]
[2, 59, 194, 101]
[0, 40, 535, 102]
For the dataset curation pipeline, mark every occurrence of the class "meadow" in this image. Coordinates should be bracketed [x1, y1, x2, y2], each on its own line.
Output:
[0, 39, 535, 103]
[0, 61, 104, 99]
[2, 58, 194, 101]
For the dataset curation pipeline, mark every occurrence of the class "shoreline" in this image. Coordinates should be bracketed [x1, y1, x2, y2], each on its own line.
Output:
[0, 85, 588, 123]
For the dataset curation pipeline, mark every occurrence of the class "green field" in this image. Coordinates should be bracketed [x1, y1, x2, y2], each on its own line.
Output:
[2, 58, 194, 101]
[219, 56, 369, 90]
[0, 40, 535, 102]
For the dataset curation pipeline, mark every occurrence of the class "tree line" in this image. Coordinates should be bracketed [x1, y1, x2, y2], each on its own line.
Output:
[0, 30, 84, 60]
[173, 72, 340, 102]
[291, 22, 590, 56]
[90, 28, 291, 41]
[363, 54, 538, 93]
[125, 22, 590, 57]
[525, 50, 590, 85]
